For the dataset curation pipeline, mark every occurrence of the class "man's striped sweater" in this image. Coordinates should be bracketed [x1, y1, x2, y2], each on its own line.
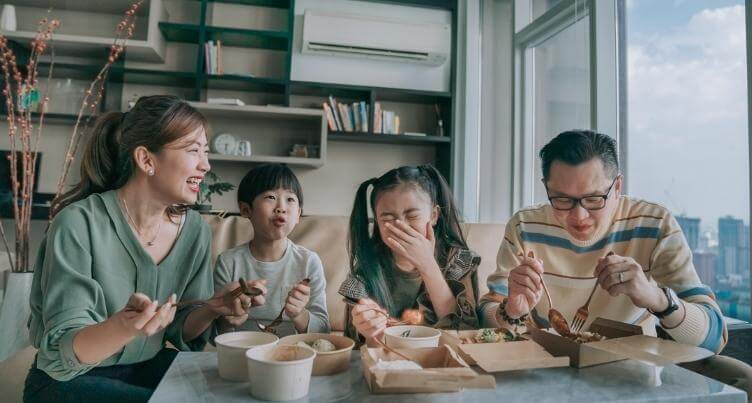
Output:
[479, 196, 727, 353]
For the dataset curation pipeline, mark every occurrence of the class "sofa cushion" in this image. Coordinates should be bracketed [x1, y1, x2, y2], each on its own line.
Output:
[203, 215, 505, 332]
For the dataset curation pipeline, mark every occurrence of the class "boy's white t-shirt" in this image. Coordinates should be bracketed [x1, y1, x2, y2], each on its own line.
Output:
[213, 239, 330, 336]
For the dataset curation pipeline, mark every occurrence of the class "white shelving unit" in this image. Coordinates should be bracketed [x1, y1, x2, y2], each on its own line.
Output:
[1, 0, 167, 62]
[190, 102, 327, 168]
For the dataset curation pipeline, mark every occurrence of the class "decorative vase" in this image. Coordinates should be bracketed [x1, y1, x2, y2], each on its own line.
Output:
[0, 5, 17, 32]
[0, 253, 32, 362]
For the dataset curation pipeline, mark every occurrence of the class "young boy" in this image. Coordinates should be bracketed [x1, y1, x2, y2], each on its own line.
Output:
[214, 164, 329, 336]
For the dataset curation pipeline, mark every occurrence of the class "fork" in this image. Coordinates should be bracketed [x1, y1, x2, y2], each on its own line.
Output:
[258, 278, 310, 334]
[570, 251, 614, 333]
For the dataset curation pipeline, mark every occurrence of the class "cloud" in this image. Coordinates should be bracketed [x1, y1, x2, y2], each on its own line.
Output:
[627, 5, 748, 226]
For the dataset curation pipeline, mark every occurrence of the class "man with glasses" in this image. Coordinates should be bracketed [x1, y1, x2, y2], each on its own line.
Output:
[480, 130, 751, 395]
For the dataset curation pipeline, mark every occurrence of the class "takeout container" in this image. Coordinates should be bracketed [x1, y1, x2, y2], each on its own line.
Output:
[383, 325, 441, 349]
[246, 345, 317, 401]
[527, 317, 714, 368]
[439, 330, 569, 371]
[215, 331, 279, 381]
[278, 333, 355, 375]
[360, 345, 495, 394]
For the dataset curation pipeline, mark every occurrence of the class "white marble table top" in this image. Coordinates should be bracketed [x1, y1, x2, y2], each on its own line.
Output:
[149, 351, 746, 403]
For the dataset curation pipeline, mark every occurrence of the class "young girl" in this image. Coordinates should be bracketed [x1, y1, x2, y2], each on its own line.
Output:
[339, 165, 480, 345]
[214, 164, 329, 336]
[24, 96, 262, 403]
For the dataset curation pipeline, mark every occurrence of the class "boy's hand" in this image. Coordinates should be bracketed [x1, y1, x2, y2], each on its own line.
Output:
[284, 282, 310, 319]
[223, 313, 249, 327]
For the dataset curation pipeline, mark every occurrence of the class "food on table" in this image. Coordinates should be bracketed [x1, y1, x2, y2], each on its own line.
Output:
[565, 331, 605, 343]
[311, 338, 336, 352]
[371, 359, 423, 371]
[400, 309, 423, 325]
[460, 328, 525, 344]
[296, 338, 337, 352]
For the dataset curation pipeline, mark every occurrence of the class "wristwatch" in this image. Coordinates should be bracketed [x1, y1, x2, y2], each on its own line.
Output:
[649, 286, 679, 318]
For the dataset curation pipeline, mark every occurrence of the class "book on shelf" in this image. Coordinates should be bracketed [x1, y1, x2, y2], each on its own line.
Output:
[373, 102, 382, 134]
[204, 40, 224, 75]
[322, 102, 337, 131]
[328, 95, 342, 132]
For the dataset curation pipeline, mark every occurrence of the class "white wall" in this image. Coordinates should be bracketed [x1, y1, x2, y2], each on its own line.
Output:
[291, 0, 452, 92]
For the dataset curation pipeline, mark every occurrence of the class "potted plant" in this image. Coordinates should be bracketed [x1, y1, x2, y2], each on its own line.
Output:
[194, 171, 235, 212]
[0, 2, 144, 361]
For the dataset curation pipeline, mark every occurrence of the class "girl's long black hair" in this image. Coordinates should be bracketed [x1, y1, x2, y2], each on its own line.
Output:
[348, 164, 467, 315]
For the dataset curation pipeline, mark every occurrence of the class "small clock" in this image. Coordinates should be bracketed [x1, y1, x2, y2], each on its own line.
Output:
[213, 133, 238, 155]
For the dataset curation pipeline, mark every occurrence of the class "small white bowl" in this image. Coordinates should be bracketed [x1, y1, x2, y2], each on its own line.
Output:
[246, 345, 317, 401]
[384, 325, 441, 349]
[215, 331, 278, 382]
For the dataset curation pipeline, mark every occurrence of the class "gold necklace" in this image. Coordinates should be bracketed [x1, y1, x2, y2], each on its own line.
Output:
[121, 197, 162, 247]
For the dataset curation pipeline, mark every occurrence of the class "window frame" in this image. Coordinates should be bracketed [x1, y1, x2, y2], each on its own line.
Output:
[512, 0, 622, 210]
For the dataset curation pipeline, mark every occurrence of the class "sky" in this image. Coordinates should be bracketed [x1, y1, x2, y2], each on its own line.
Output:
[625, 0, 748, 232]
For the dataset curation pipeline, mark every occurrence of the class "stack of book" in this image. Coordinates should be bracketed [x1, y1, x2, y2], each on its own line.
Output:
[322, 96, 369, 133]
[204, 40, 223, 75]
[373, 102, 400, 134]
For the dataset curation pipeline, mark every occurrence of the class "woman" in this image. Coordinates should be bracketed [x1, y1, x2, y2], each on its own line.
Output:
[23, 95, 266, 402]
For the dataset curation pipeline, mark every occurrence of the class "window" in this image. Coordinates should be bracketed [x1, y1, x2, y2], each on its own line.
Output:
[531, 16, 591, 202]
[625, 1, 749, 320]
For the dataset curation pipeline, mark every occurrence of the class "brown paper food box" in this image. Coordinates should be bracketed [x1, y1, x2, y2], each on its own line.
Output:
[527, 317, 714, 368]
[439, 330, 570, 372]
[360, 345, 496, 394]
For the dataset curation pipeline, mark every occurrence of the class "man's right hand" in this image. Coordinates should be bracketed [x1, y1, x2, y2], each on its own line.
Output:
[504, 255, 545, 318]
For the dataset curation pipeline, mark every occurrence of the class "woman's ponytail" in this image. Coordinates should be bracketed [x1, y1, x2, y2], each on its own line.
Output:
[51, 111, 125, 217]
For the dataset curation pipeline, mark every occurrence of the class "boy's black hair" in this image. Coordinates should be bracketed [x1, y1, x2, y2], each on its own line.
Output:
[539, 130, 619, 182]
[236, 163, 303, 208]
[348, 164, 467, 315]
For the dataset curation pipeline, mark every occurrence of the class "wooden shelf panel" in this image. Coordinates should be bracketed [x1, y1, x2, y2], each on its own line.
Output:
[109, 68, 198, 88]
[204, 27, 289, 50]
[208, 153, 323, 167]
[158, 23, 201, 43]
[13, 0, 149, 16]
[0, 112, 96, 124]
[328, 132, 450, 145]
[1, 30, 163, 62]
[204, 0, 290, 7]
[289, 80, 451, 103]
[205, 74, 286, 92]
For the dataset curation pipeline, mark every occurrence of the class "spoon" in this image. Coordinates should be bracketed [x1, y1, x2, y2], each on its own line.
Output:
[258, 278, 311, 334]
[527, 251, 572, 336]
[140, 277, 263, 311]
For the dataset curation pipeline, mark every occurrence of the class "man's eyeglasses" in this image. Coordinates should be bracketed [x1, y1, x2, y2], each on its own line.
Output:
[545, 176, 620, 211]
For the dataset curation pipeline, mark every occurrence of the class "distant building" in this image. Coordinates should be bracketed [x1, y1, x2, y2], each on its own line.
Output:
[693, 251, 717, 290]
[718, 216, 749, 276]
[676, 215, 701, 251]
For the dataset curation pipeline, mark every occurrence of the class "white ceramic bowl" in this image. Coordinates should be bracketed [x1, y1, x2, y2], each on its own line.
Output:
[278, 333, 355, 375]
[246, 345, 317, 401]
[384, 325, 441, 349]
[215, 331, 279, 382]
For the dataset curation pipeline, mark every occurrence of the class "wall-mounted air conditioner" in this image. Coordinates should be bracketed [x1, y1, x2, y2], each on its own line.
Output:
[302, 10, 450, 66]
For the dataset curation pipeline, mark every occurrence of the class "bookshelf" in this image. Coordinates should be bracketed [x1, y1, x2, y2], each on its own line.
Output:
[2, 0, 457, 179]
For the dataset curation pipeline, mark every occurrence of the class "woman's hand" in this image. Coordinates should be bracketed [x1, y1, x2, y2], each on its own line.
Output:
[114, 293, 177, 337]
[212, 279, 267, 324]
[504, 255, 544, 319]
[351, 298, 388, 341]
[384, 220, 441, 276]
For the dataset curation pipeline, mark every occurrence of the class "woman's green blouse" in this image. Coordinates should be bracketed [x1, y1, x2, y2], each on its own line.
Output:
[28, 190, 214, 381]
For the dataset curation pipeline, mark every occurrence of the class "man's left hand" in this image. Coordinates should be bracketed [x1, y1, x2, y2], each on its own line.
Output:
[594, 254, 667, 312]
